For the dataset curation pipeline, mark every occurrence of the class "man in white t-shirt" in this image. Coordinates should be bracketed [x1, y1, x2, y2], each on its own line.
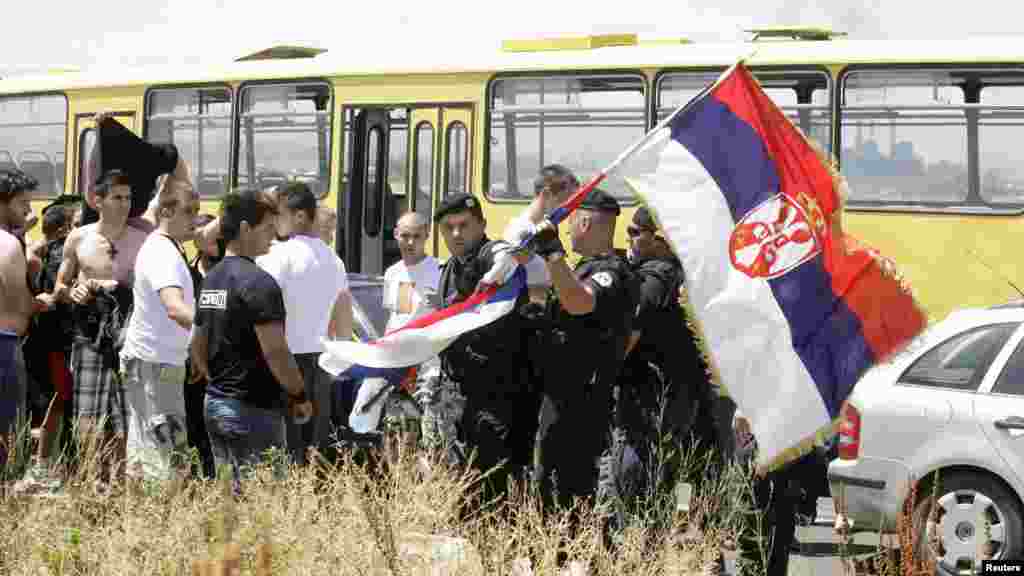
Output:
[257, 182, 352, 464]
[383, 213, 440, 333]
[120, 174, 198, 481]
[504, 164, 580, 304]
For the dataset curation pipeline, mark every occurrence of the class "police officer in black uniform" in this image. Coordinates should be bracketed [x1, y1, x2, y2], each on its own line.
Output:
[528, 188, 635, 549]
[618, 207, 708, 514]
[433, 193, 539, 503]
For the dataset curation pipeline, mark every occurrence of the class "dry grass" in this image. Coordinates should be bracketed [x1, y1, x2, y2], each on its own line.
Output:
[0, 420, 950, 576]
[0, 422, 760, 576]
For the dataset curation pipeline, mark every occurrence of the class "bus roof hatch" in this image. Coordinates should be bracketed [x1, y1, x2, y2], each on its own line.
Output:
[234, 45, 327, 62]
[746, 26, 847, 41]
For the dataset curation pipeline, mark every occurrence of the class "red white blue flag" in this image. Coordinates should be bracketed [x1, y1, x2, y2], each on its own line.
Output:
[621, 63, 927, 468]
[319, 266, 526, 377]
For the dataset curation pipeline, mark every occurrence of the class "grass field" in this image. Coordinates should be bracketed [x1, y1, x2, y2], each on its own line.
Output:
[0, 422, 936, 575]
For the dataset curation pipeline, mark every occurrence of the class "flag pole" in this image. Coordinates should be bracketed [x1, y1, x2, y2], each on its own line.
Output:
[545, 53, 756, 227]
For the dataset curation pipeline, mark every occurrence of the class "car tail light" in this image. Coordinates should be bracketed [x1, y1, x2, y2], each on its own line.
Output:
[837, 402, 861, 460]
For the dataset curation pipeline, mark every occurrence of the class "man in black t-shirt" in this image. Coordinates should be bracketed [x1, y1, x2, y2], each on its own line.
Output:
[191, 190, 310, 491]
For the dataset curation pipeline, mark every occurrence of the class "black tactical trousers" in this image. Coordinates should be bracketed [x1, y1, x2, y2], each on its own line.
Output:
[737, 452, 814, 576]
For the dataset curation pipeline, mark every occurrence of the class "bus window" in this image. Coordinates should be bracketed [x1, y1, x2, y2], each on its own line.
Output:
[489, 74, 646, 200]
[238, 83, 331, 197]
[979, 84, 1024, 205]
[446, 121, 467, 197]
[365, 126, 382, 238]
[0, 94, 67, 195]
[840, 69, 1024, 209]
[146, 87, 232, 198]
[77, 129, 96, 197]
[414, 121, 434, 222]
[389, 109, 408, 199]
[657, 70, 832, 153]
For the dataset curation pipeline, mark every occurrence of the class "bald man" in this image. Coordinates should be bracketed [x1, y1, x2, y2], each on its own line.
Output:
[381, 213, 442, 449]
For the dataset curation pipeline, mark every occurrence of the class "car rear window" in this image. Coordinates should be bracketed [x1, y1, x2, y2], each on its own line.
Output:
[900, 323, 1019, 391]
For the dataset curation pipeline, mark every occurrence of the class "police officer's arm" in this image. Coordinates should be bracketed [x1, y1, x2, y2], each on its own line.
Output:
[545, 255, 596, 315]
[625, 273, 668, 356]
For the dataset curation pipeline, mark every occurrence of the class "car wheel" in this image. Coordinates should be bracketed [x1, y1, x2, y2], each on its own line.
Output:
[912, 471, 1024, 574]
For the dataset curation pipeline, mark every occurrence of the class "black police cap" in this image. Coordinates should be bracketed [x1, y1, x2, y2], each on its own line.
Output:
[579, 188, 620, 215]
[434, 192, 483, 223]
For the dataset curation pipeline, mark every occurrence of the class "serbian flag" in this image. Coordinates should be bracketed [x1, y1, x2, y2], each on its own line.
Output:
[621, 63, 927, 469]
[319, 265, 526, 378]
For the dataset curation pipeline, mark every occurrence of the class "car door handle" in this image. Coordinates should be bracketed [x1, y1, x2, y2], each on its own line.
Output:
[994, 417, 1024, 431]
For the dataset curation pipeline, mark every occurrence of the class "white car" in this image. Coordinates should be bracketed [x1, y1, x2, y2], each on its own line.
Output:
[829, 302, 1024, 574]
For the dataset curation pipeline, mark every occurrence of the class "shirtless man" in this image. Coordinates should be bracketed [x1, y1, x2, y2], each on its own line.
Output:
[53, 169, 149, 481]
[0, 169, 35, 449]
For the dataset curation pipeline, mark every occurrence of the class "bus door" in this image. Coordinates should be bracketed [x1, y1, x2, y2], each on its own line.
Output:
[346, 108, 397, 276]
[346, 105, 473, 274]
[72, 111, 136, 198]
[406, 105, 473, 259]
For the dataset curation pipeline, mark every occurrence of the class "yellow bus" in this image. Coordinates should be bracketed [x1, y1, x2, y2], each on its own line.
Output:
[2, 28, 1022, 321]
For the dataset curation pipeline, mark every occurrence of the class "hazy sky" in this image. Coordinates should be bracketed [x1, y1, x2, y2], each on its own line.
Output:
[2, 0, 1022, 73]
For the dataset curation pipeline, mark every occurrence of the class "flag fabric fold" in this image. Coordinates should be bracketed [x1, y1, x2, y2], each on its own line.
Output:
[620, 63, 927, 468]
[318, 266, 527, 377]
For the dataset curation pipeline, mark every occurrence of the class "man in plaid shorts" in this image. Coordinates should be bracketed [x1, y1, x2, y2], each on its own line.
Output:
[54, 170, 148, 485]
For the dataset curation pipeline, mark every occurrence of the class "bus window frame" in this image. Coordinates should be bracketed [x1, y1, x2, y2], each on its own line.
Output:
[0, 91, 69, 199]
[142, 83, 235, 199]
[838, 63, 1024, 216]
[484, 70, 649, 206]
[232, 78, 333, 193]
[653, 65, 835, 151]
[444, 119, 469, 198]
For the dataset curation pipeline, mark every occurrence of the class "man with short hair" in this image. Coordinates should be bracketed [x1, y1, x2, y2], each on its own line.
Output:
[54, 170, 149, 483]
[433, 193, 538, 500]
[504, 164, 579, 304]
[183, 212, 218, 479]
[384, 212, 440, 334]
[14, 198, 77, 493]
[0, 169, 35, 453]
[119, 175, 199, 481]
[527, 188, 637, 553]
[382, 212, 441, 448]
[256, 182, 352, 464]
[192, 189, 312, 492]
[618, 207, 711, 538]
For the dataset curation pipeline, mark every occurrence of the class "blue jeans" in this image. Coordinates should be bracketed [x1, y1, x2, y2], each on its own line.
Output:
[204, 395, 287, 493]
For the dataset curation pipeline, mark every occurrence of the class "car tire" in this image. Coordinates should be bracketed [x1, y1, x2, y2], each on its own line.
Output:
[912, 471, 1024, 575]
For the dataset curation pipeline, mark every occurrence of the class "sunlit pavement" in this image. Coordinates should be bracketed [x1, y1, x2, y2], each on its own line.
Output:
[721, 498, 889, 575]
